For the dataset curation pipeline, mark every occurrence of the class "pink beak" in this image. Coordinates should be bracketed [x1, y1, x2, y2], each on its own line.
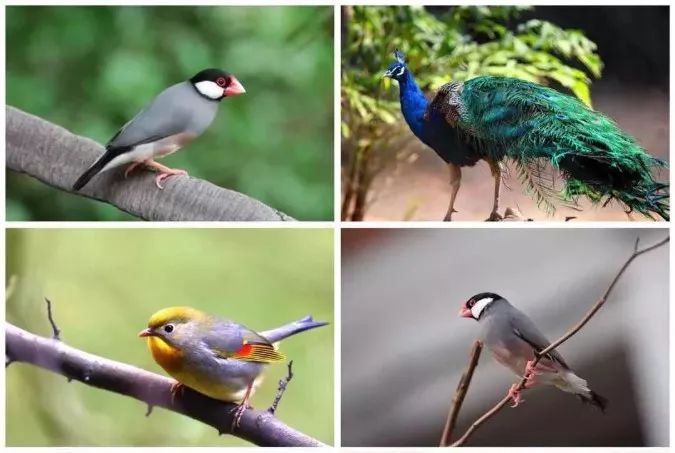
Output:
[138, 328, 153, 337]
[458, 306, 473, 318]
[224, 76, 246, 96]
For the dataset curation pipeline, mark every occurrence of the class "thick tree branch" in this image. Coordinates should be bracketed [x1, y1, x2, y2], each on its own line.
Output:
[440, 340, 482, 446]
[450, 235, 669, 447]
[6, 106, 294, 221]
[6, 322, 325, 447]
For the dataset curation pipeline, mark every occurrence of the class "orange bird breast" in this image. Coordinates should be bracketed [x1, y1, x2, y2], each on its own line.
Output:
[147, 336, 184, 373]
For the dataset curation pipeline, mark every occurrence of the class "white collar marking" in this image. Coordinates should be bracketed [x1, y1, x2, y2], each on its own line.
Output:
[471, 297, 494, 319]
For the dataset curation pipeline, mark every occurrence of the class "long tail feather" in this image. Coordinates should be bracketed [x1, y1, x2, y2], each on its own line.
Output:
[259, 315, 328, 343]
[444, 76, 670, 220]
[72, 147, 124, 191]
[577, 390, 608, 412]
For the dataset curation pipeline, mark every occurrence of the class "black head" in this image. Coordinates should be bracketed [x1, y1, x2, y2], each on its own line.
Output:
[383, 49, 408, 81]
[189, 68, 246, 101]
[459, 292, 503, 320]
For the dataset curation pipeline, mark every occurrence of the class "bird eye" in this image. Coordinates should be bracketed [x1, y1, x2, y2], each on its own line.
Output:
[467, 300, 475, 308]
[216, 77, 227, 87]
[163, 324, 174, 333]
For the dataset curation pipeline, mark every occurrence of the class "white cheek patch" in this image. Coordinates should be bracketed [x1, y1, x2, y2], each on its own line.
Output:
[395, 66, 405, 77]
[471, 297, 494, 319]
[194, 80, 224, 99]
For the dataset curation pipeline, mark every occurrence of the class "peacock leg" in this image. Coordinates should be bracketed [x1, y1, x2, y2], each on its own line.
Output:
[486, 159, 502, 221]
[443, 163, 462, 221]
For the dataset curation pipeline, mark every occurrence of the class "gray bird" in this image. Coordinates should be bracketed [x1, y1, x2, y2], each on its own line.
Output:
[72, 68, 245, 191]
[459, 292, 607, 410]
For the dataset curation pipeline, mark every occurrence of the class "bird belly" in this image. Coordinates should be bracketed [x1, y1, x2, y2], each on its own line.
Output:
[101, 144, 156, 172]
[167, 356, 266, 403]
[100, 132, 196, 172]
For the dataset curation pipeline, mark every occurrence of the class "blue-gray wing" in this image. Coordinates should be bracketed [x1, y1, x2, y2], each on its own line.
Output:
[106, 82, 194, 148]
[509, 310, 569, 369]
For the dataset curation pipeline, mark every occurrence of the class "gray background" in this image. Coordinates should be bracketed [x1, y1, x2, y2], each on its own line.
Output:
[342, 228, 669, 446]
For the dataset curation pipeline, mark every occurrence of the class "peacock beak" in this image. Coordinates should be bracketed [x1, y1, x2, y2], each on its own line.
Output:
[138, 328, 154, 337]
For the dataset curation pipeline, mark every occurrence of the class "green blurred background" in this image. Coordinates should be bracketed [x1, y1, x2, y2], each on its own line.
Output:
[6, 228, 334, 446]
[6, 6, 334, 221]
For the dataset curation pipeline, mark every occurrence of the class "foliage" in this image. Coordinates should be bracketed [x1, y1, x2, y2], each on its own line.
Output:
[6, 228, 334, 446]
[6, 6, 333, 221]
[341, 5, 602, 220]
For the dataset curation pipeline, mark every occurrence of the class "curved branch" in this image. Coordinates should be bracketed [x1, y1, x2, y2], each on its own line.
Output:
[450, 235, 669, 447]
[6, 106, 294, 221]
[6, 322, 325, 447]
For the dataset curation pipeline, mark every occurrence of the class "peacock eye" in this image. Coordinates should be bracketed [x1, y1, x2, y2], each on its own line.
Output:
[163, 324, 174, 333]
[216, 77, 227, 87]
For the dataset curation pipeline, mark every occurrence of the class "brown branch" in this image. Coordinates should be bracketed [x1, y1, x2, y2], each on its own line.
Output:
[450, 235, 669, 447]
[6, 106, 294, 221]
[440, 340, 482, 446]
[6, 322, 325, 447]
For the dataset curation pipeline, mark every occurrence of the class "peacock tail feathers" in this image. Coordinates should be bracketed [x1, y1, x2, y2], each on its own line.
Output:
[427, 75, 669, 219]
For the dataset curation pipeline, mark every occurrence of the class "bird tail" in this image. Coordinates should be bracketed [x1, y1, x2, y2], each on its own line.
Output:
[72, 146, 127, 191]
[556, 370, 608, 412]
[577, 390, 609, 412]
[259, 315, 329, 343]
[559, 153, 669, 221]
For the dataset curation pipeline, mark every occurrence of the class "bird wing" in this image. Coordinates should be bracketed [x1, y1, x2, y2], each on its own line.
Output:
[509, 310, 569, 369]
[203, 320, 285, 364]
[106, 82, 194, 149]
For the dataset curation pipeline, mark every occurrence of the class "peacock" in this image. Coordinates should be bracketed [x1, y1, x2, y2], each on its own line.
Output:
[383, 49, 669, 221]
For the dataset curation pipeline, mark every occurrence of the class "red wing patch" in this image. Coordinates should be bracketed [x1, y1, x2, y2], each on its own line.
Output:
[232, 342, 285, 363]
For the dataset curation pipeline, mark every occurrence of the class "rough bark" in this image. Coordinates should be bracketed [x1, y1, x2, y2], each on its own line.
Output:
[6, 106, 294, 221]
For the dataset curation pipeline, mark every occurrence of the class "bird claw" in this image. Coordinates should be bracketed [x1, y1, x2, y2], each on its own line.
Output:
[170, 381, 184, 405]
[507, 384, 524, 408]
[486, 211, 502, 222]
[124, 162, 141, 179]
[230, 402, 250, 430]
[443, 208, 459, 221]
[155, 170, 188, 189]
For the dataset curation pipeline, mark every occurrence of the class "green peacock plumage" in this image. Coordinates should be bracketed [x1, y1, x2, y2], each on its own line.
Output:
[426, 76, 669, 220]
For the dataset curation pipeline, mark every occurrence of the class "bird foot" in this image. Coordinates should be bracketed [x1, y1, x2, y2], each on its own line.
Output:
[230, 402, 250, 430]
[170, 381, 184, 405]
[124, 162, 142, 178]
[485, 211, 503, 222]
[154, 169, 188, 189]
[524, 361, 540, 388]
[443, 208, 458, 221]
[507, 384, 524, 408]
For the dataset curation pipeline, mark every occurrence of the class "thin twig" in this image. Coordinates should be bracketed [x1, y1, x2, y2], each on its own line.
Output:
[450, 235, 669, 447]
[44, 298, 61, 340]
[268, 361, 294, 415]
[440, 341, 482, 446]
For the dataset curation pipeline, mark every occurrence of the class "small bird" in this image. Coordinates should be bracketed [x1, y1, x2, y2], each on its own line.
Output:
[139, 307, 328, 424]
[73, 68, 245, 191]
[385, 49, 669, 221]
[459, 292, 607, 411]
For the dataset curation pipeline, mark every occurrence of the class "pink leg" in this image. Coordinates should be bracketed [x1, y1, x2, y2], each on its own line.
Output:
[230, 382, 253, 430]
[124, 162, 142, 178]
[142, 160, 188, 189]
[507, 384, 524, 408]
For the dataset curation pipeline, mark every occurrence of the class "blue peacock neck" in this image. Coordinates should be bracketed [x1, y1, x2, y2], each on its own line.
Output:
[397, 69, 428, 140]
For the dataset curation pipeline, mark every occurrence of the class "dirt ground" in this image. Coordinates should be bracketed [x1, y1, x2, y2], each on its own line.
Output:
[356, 82, 669, 222]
